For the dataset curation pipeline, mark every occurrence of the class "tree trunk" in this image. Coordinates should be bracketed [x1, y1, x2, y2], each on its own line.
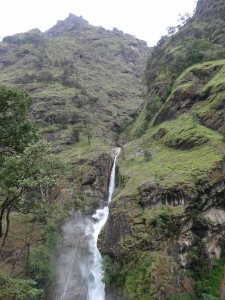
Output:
[0, 204, 6, 238]
[0, 205, 12, 254]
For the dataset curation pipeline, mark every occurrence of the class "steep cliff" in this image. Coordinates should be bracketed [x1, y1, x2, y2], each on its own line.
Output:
[100, 1, 225, 299]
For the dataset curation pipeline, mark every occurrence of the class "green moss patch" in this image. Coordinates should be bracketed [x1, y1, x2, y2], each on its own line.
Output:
[118, 112, 224, 197]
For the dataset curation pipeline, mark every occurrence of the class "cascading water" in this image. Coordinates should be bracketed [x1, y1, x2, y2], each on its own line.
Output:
[87, 147, 120, 300]
[56, 148, 120, 300]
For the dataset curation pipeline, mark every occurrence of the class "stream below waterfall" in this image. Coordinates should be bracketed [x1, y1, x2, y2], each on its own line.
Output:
[55, 148, 120, 300]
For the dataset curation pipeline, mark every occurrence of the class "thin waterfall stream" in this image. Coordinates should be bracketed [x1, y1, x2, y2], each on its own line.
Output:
[56, 148, 120, 300]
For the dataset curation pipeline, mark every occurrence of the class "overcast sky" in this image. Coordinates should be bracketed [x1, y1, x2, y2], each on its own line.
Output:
[0, 0, 197, 46]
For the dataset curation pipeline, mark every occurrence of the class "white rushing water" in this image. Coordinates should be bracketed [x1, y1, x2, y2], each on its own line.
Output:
[57, 148, 120, 300]
[87, 147, 121, 300]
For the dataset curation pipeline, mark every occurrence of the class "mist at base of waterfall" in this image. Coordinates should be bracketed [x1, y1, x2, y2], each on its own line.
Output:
[55, 148, 121, 300]
[55, 210, 107, 300]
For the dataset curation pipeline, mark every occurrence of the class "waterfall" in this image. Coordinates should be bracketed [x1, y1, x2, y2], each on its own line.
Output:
[87, 147, 120, 300]
[56, 148, 120, 300]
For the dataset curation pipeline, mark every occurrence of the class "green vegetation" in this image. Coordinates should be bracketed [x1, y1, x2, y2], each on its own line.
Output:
[118, 125, 223, 196]
[0, 15, 149, 145]
[124, 253, 177, 300]
[1, 1, 225, 299]
[170, 250, 225, 300]
[0, 86, 64, 246]
[103, 253, 177, 300]
[125, 255, 155, 299]
[194, 250, 225, 299]
[142, 205, 183, 237]
[102, 255, 123, 285]
[102, 2, 225, 299]
[0, 85, 64, 298]
[0, 271, 42, 300]
[169, 39, 211, 76]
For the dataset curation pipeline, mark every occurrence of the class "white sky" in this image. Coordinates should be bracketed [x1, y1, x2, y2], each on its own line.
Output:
[0, 0, 197, 46]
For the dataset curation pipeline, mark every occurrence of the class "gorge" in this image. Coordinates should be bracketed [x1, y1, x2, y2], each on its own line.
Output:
[0, 0, 225, 299]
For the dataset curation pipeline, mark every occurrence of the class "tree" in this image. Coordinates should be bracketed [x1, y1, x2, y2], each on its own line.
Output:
[143, 150, 152, 162]
[71, 124, 83, 143]
[170, 39, 211, 76]
[0, 85, 37, 157]
[0, 141, 63, 246]
[0, 86, 63, 250]
[178, 12, 192, 26]
[0, 271, 42, 300]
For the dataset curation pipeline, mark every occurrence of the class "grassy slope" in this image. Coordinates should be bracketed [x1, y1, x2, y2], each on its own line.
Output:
[119, 60, 225, 197]
[107, 60, 225, 299]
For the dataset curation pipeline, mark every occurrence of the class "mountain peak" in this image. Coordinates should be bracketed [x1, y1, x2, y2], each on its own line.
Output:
[46, 14, 90, 37]
[195, 0, 225, 21]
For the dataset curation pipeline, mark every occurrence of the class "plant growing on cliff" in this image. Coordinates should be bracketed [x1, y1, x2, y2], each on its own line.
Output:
[143, 149, 152, 161]
[102, 255, 123, 285]
[169, 39, 211, 76]
[194, 250, 225, 299]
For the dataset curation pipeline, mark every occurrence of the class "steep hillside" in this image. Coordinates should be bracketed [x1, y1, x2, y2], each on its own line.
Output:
[0, 14, 149, 147]
[100, 1, 225, 299]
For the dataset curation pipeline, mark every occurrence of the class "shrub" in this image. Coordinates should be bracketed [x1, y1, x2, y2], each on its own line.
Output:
[0, 271, 43, 300]
[143, 150, 152, 161]
[102, 255, 123, 285]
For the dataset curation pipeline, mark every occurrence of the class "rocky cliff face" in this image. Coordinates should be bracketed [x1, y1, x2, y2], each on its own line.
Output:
[99, 1, 225, 299]
[81, 152, 113, 210]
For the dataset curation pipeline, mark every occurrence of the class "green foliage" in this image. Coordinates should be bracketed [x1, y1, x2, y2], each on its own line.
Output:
[170, 39, 211, 76]
[0, 85, 37, 155]
[0, 85, 64, 243]
[125, 256, 155, 300]
[154, 210, 179, 236]
[0, 140, 64, 220]
[183, 244, 225, 299]
[168, 293, 195, 300]
[28, 243, 55, 285]
[71, 124, 83, 143]
[194, 253, 225, 299]
[135, 120, 148, 138]
[73, 193, 93, 210]
[143, 149, 152, 161]
[0, 140, 63, 189]
[169, 291, 218, 300]
[201, 294, 218, 300]
[143, 206, 183, 239]
[102, 255, 123, 285]
[0, 271, 43, 300]
[145, 96, 163, 121]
